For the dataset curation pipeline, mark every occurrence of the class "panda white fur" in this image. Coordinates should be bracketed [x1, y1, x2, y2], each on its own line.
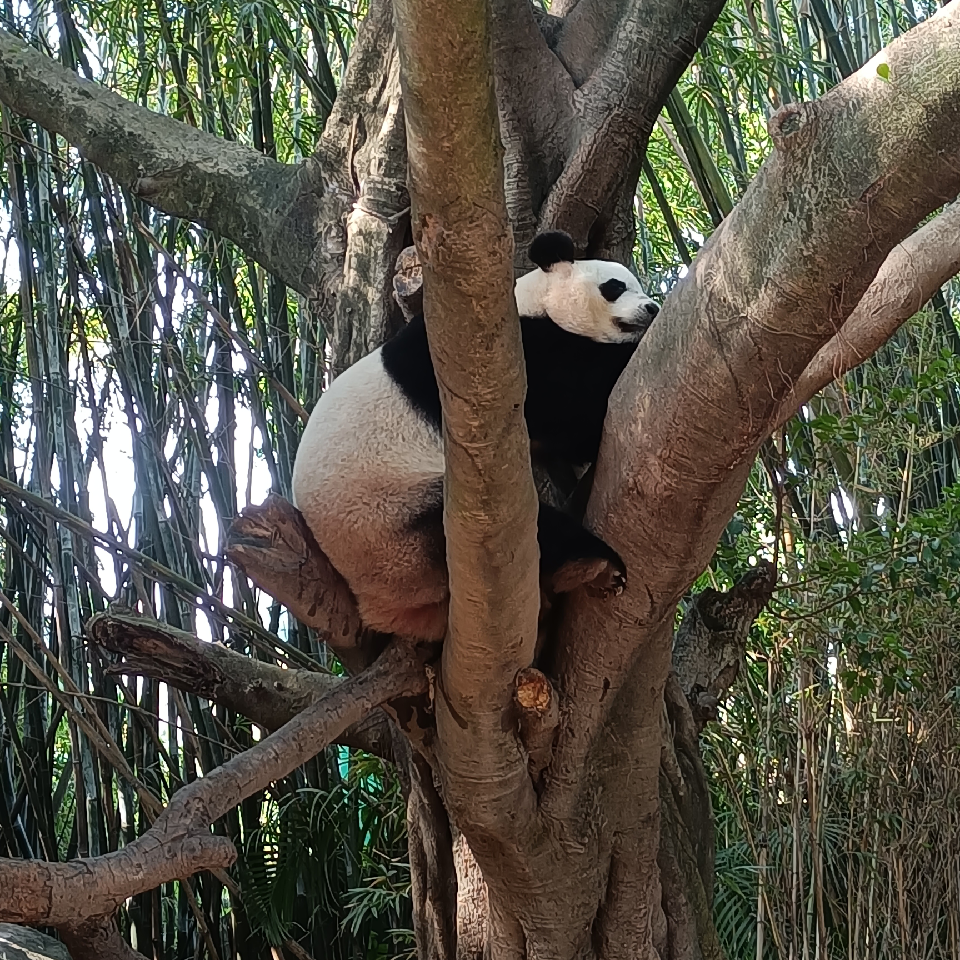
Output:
[292, 231, 660, 641]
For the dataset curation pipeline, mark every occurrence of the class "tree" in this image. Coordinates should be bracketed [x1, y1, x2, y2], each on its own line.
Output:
[0, 0, 959, 956]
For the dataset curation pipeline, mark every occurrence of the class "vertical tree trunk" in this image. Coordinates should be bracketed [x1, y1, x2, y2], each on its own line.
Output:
[394, 566, 774, 960]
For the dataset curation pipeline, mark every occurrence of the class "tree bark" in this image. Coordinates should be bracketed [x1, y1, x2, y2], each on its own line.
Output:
[1, 0, 959, 957]
[393, 2, 542, 953]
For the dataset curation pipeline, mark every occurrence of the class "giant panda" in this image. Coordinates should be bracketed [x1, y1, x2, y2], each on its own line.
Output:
[292, 230, 660, 641]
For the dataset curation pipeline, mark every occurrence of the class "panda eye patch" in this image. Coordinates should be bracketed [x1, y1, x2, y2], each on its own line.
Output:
[599, 279, 628, 303]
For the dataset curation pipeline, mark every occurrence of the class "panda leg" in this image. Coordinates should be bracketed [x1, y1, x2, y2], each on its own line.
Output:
[537, 502, 627, 597]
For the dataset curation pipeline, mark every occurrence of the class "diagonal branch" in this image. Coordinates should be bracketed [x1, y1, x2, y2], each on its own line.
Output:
[91, 608, 396, 759]
[393, 0, 541, 900]
[0, 30, 328, 296]
[545, 1, 960, 816]
[540, 0, 726, 255]
[775, 199, 960, 427]
[0, 636, 427, 927]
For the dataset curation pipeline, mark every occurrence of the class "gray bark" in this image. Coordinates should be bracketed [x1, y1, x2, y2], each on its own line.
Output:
[0, 925, 73, 960]
[1, 0, 959, 957]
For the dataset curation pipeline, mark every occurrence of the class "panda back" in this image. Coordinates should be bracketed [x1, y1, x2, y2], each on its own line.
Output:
[292, 338, 444, 523]
[521, 315, 637, 466]
[381, 315, 442, 433]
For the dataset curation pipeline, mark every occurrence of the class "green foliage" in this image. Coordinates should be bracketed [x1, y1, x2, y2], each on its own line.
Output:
[699, 309, 960, 956]
[0, 0, 957, 956]
[237, 753, 412, 957]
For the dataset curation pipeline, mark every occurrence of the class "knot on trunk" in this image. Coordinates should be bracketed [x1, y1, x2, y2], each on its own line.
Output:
[768, 101, 818, 153]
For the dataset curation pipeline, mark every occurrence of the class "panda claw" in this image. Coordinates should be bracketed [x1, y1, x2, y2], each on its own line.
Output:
[584, 562, 627, 599]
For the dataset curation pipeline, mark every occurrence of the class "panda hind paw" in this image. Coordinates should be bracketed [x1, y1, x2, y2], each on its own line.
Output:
[584, 562, 627, 599]
[549, 556, 627, 597]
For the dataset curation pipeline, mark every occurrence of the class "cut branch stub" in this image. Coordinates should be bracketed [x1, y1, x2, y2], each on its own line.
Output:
[393, 244, 423, 321]
[225, 494, 370, 669]
[658, 565, 779, 941]
[514, 667, 559, 783]
[673, 560, 776, 726]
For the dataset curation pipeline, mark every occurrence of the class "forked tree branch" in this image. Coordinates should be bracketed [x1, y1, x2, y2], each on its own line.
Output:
[393, 0, 542, 908]
[545, 0, 960, 818]
[540, 0, 726, 255]
[776, 199, 960, 427]
[0, 636, 427, 928]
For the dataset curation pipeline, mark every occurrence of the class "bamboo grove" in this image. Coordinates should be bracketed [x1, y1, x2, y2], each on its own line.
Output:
[0, 0, 957, 956]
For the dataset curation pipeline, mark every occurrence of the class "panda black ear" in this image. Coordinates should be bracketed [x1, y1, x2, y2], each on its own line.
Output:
[529, 231, 576, 271]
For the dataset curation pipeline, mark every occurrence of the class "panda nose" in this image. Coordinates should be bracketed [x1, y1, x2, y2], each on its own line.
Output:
[644, 302, 660, 318]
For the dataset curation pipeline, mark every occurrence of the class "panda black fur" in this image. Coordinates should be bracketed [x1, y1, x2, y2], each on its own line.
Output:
[292, 230, 660, 641]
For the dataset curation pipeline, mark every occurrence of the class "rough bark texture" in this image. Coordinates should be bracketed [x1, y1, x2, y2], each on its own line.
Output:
[320, 0, 412, 373]
[393, 2, 542, 954]
[0, 925, 73, 960]
[2, 0, 960, 958]
[541, 0, 724, 261]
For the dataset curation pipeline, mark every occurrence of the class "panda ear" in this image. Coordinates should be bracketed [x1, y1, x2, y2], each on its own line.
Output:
[529, 231, 576, 272]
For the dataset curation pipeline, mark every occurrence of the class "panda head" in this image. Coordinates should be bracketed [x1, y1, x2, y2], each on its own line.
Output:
[515, 231, 660, 344]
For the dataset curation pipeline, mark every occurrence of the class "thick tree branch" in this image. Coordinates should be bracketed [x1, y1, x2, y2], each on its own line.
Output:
[90, 608, 395, 759]
[775, 199, 960, 427]
[489, 0, 575, 259]
[393, 0, 541, 919]
[546, 1, 960, 817]
[59, 918, 145, 960]
[541, 0, 726, 256]
[0, 638, 427, 927]
[323, 5, 412, 374]
[0, 30, 327, 296]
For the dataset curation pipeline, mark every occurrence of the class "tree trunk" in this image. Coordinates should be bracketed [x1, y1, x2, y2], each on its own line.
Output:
[222, 506, 778, 959]
[0, 0, 959, 956]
